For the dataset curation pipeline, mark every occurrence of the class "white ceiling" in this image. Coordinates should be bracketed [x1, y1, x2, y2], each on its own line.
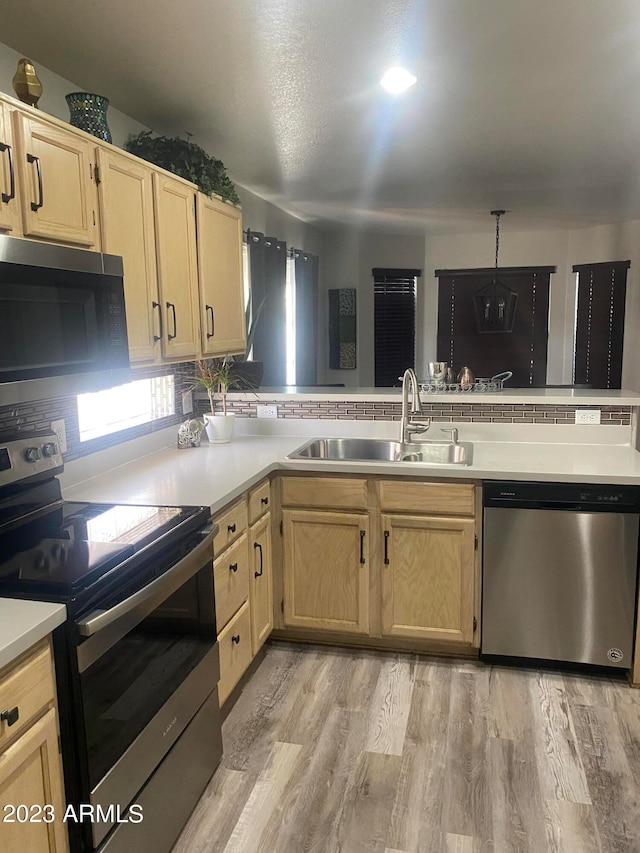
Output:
[2, 0, 640, 234]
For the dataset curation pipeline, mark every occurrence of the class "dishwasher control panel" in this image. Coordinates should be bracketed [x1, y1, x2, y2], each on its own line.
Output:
[484, 480, 640, 510]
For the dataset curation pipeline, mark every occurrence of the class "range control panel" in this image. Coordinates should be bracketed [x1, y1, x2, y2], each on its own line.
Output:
[0, 432, 63, 488]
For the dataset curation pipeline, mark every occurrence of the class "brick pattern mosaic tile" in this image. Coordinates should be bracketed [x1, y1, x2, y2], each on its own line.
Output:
[196, 397, 632, 425]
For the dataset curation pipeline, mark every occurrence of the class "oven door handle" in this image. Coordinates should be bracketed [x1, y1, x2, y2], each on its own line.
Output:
[77, 525, 215, 638]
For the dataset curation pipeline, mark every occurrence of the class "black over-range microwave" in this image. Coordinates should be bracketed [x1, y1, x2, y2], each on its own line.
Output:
[0, 235, 131, 406]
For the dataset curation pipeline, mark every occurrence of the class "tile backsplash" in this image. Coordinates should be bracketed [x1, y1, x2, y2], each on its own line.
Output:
[198, 397, 632, 426]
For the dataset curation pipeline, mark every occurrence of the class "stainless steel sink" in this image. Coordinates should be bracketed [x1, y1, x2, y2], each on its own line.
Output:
[287, 437, 473, 466]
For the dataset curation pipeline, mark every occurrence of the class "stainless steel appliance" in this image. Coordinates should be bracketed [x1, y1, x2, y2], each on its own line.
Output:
[0, 432, 221, 853]
[0, 235, 130, 406]
[482, 480, 640, 669]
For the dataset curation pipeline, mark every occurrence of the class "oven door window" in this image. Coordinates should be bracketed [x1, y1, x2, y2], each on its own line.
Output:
[79, 567, 216, 790]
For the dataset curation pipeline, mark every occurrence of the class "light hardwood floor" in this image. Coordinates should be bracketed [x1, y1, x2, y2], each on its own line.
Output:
[172, 643, 640, 853]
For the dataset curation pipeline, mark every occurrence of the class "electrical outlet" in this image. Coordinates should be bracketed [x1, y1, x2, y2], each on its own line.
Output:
[575, 409, 601, 424]
[256, 405, 278, 419]
[51, 419, 68, 453]
[181, 390, 193, 415]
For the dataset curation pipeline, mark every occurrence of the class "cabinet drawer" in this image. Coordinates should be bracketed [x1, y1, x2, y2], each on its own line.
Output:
[378, 480, 475, 516]
[281, 476, 367, 510]
[218, 601, 252, 706]
[0, 640, 55, 750]
[212, 499, 247, 553]
[248, 480, 271, 524]
[214, 534, 249, 631]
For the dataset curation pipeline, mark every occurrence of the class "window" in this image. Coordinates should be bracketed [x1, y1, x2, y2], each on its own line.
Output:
[572, 260, 629, 389]
[77, 374, 175, 442]
[373, 268, 419, 387]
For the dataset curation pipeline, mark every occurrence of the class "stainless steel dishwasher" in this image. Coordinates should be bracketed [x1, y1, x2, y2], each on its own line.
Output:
[482, 480, 640, 669]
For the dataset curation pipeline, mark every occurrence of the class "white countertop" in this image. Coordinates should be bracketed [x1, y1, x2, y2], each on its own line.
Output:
[0, 599, 66, 671]
[63, 434, 640, 514]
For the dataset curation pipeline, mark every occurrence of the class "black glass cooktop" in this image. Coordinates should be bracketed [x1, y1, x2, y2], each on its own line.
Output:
[0, 500, 198, 594]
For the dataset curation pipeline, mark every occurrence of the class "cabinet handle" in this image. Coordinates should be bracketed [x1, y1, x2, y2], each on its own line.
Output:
[254, 541, 263, 578]
[166, 302, 177, 340]
[260, 497, 269, 506]
[384, 530, 390, 565]
[359, 530, 366, 565]
[231, 634, 240, 645]
[229, 562, 238, 573]
[1, 706, 19, 726]
[227, 523, 236, 533]
[206, 305, 215, 339]
[27, 153, 44, 212]
[152, 301, 163, 341]
[0, 142, 15, 203]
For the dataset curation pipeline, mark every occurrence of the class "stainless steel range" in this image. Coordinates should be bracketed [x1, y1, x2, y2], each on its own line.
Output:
[0, 432, 222, 853]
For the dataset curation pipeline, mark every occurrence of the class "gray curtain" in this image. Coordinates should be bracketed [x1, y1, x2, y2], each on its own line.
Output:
[294, 250, 319, 385]
[248, 231, 287, 386]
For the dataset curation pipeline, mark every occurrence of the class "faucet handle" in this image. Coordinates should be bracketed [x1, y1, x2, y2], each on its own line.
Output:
[440, 427, 459, 444]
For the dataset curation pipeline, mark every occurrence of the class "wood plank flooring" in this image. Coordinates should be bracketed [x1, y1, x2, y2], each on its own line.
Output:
[172, 643, 640, 853]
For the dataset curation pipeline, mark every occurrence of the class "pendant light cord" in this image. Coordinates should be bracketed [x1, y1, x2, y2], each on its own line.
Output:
[490, 209, 505, 269]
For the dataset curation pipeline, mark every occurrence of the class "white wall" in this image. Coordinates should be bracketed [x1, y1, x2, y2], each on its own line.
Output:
[236, 189, 323, 255]
[319, 230, 425, 386]
[0, 43, 149, 146]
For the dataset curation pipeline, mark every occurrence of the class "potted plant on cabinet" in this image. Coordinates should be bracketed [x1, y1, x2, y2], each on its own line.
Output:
[194, 357, 236, 444]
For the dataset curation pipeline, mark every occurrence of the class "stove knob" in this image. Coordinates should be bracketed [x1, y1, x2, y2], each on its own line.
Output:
[42, 442, 59, 458]
[24, 446, 42, 463]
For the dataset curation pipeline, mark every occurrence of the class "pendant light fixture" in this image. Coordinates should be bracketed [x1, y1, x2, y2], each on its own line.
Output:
[473, 209, 518, 333]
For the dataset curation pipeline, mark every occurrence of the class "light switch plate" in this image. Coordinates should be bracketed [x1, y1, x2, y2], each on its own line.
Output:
[256, 405, 278, 419]
[575, 409, 601, 424]
[51, 419, 68, 453]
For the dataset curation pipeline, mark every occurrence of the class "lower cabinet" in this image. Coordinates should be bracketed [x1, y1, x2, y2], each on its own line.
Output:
[249, 512, 273, 655]
[282, 509, 369, 634]
[278, 474, 480, 651]
[217, 601, 252, 706]
[0, 641, 69, 853]
[212, 479, 274, 706]
[380, 513, 475, 643]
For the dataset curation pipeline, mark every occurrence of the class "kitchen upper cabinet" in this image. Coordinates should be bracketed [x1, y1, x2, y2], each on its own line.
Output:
[152, 172, 199, 359]
[283, 508, 369, 634]
[96, 148, 160, 363]
[12, 109, 98, 247]
[380, 514, 475, 643]
[196, 193, 246, 356]
[0, 103, 20, 234]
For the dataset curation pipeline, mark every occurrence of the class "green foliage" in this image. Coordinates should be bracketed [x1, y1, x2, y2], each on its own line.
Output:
[124, 131, 240, 204]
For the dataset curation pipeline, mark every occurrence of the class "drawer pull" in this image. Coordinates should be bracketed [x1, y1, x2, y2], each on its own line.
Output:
[1, 706, 19, 726]
[152, 300, 163, 342]
[166, 301, 177, 340]
[227, 523, 236, 533]
[260, 497, 269, 506]
[231, 634, 240, 645]
[384, 530, 390, 565]
[206, 304, 215, 339]
[229, 562, 238, 573]
[254, 541, 263, 578]
[359, 530, 366, 565]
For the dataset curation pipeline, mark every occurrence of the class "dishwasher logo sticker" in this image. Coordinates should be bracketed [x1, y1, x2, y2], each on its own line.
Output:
[608, 648, 624, 662]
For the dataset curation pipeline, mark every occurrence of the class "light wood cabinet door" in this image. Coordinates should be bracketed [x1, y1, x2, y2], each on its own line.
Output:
[0, 708, 69, 853]
[283, 509, 369, 634]
[96, 148, 160, 363]
[380, 514, 475, 644]
[153, 173, 199, 358]
[218, 601, 252, 706]
[0, 104, 20, 234]
[12, 110, 97, 247]
[249, 512, 273, 654]
[196, 193, 246, 356]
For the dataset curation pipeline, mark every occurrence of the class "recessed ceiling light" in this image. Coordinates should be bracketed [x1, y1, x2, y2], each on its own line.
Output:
[380, 67, 417, 94]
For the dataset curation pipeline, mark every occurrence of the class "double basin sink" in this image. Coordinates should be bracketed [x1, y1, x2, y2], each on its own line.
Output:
[287, 437, 473, 466]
